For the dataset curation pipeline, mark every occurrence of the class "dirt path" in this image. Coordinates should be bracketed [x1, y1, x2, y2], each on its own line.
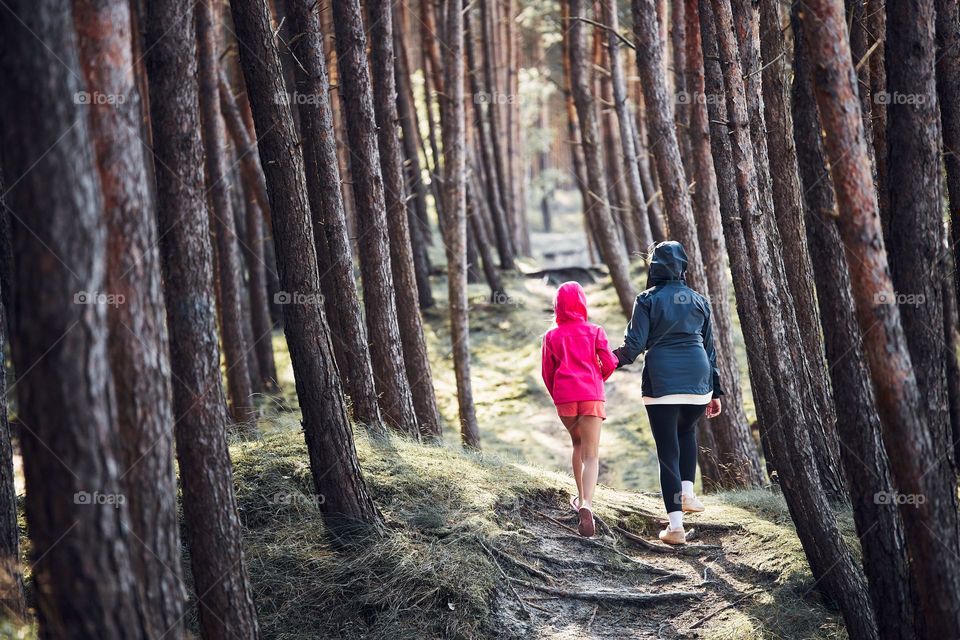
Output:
[482, 492, 774, 640]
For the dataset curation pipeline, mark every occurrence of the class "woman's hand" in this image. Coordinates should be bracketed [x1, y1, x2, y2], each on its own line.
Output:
[706, 398, 722, 419]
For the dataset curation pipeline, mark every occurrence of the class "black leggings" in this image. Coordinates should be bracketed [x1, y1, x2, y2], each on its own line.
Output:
[645, 404, 706, 513]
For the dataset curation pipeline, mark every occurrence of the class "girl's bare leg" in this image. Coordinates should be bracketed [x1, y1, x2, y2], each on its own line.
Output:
[576, 416, 602, 510]
[561, 416, 584, 503]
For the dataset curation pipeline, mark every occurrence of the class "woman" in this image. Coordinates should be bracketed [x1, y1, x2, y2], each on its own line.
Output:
[613, 241, 722, 545]
[541, 281, 618, 537]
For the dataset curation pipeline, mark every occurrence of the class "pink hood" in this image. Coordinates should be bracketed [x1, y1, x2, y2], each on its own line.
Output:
[555, 281, 588, 324]
[542, 282, 617, 404]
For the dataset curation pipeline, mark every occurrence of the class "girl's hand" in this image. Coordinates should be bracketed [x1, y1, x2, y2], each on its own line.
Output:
[706, 398, 722, 419]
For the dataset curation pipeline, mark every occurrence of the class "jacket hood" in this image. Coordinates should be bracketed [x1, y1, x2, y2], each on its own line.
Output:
[646, 241, 688, 288]
[554, 281, 588, 323]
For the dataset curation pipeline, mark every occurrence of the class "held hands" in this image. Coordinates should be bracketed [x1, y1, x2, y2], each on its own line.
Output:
[706, 398, 722, 419]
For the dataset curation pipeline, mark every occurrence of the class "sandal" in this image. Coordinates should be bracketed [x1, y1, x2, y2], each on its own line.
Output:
[569, 495, 580, 513]
[578, 506, 595, 537]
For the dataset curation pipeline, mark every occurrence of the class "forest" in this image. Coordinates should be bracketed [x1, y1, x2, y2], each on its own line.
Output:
[0, 0, 959, 638]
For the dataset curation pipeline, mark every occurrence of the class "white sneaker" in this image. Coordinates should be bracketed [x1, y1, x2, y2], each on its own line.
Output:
[682, 494, 705, 513]
[658, 526, 686, 545]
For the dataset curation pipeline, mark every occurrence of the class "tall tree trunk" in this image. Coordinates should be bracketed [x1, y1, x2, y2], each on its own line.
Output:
[479, 0, 516, 251]
[283, 0, 385, 435]
[468, 169, 508, 300]
[369, 0, 443, 439]
[197, 0, 256, 428]
[466, 3, 516, 269]
[935, 0, 960, 464]
[0, 178, 24, 623]
[793, 11, 915, 637]
[567, 0, 635, 317]
[869, 1, 889, 233]
[632, 0, 709, 295]
[394, 20, 436, 309]
[143, 0, 261, 635]
[699, 0, 777, 479]
[683, 0, 763, 489]
[74, 0, 186, 632]
[602, 0, 653, 251]
[0, 1, 149, 634]
[440, 0, 481, 448]
[757, 0, 846, 501]
[799, 0, 960, 635]
[143, 0, 260, 636]
[231, 0, 385, 531]
[633, 83, 668, 242]
[885, 0, 954, 461]
[332, 0, 420, 437]
[671, 0, 692, 178]
[241, 183, 279, 391]
[705, 2, 878, 636]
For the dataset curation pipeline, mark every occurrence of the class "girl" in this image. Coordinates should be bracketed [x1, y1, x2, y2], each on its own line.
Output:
[613, 241, 722, 545]
[541, 281, 618, 537]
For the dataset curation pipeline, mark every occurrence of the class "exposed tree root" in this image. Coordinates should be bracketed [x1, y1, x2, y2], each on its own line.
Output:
[510, 578, 701, 605]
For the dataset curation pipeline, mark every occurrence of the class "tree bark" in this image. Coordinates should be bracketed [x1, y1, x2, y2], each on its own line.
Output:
[240, 180, 279, 392]
[231, 0, 384, 532]
[469, 2, 516, 270]
[567, 0, 635, 318]
[869, 1, 889, 234]
[197, 0, 256, 429]
[468, 170, 508, 300]
[793, 12, 915, 637]
[440, 0, 481, 448]
[799, 0, 960, 635]
[283, 0, 385, 435]
[885, 0, 953, 462]
[0, 1, 150, 634]
[601, 0, 653, 252]
[394, 19, 436, 309]
[757, 0, 846, 501]
[0, 177, 24, 623]
[368, 0, 443, 439]
[683, 0, 763, 489]
[936, 0, 960, 464]
[143, 0, 261, 636]
[632, 0, 710, 297]
[332, 0, 420, 437]
[74, 0, 186, 632]
[705, 2, 878, 636]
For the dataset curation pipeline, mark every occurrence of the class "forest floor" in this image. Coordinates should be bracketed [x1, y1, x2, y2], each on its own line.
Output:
[226, 196, 854, 639]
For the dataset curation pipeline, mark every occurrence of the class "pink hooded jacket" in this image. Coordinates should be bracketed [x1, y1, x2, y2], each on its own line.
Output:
[541, 282, 618, 405]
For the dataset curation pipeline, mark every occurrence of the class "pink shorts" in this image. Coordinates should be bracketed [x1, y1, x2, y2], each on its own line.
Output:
[556, 400, 606, 420]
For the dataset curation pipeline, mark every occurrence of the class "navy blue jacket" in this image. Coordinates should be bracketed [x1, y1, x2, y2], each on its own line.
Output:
[613, 242, 724, 399]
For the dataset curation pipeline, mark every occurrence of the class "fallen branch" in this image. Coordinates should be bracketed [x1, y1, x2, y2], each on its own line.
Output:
[510, 578, 700, 606]
[613, 525, 722, 556]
